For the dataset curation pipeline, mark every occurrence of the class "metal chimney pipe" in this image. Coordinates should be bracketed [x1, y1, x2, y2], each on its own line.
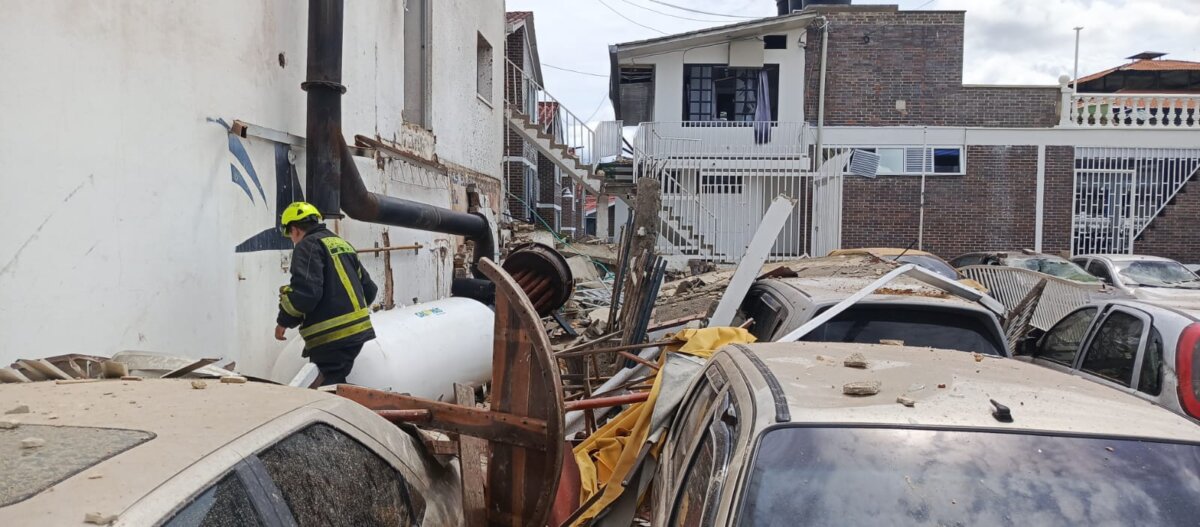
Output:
[302, 0, 346, 218]
[303, 0, 495, 264]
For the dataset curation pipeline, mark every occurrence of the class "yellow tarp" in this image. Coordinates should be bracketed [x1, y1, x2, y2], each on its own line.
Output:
[570, 327, 756, 525]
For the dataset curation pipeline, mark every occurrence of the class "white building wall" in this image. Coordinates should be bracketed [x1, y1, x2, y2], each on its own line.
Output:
[621, 28, 808, 123]
[0, 1, 503, 375]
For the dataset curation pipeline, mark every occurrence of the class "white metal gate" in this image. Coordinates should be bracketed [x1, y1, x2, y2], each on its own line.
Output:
[1072, 147, 1200, 255]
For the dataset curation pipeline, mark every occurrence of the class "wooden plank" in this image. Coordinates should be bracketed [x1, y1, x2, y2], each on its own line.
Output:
[708, 195, 796, 326]
[456, 383, 488, 527]
[479, 258, 565, 527]
[335, 385, 547, 450]
[17, 359, 73, 381]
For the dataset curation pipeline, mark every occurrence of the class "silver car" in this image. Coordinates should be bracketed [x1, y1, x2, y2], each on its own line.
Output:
[653, 341, 1200, 525]
[1072, 254, 1200, 300]
[1021, 298, 1200, 424]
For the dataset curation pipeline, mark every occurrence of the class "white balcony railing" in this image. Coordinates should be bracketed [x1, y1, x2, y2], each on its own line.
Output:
[1060, 91, 1200, 129]
[634, 121, 810, 159]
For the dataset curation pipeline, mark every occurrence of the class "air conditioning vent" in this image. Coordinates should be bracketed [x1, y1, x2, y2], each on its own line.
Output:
[849, 149, 880, 178]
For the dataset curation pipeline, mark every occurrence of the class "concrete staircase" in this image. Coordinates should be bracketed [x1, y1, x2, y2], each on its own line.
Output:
[504, 107, 600, 194]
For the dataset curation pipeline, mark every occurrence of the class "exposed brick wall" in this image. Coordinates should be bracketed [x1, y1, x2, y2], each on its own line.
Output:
[803, 8, 1060, 128]
[1135, 177, 1200, 264]
[534, 153, 561, 229]
[841, 145, 1076, 259]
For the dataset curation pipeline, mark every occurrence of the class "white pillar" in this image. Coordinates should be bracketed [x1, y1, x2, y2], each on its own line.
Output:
[1035, 144, 1046, 253]
[596, 193, 611, 242]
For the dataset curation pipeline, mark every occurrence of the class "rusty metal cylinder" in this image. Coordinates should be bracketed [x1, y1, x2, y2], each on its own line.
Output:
[503, 243, 574, 317]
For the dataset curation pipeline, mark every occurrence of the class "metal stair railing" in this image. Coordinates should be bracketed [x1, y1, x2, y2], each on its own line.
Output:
[504, 59, 596, 172]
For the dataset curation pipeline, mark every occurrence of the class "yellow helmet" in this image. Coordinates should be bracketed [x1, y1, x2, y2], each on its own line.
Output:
[280, 202, 323, 236]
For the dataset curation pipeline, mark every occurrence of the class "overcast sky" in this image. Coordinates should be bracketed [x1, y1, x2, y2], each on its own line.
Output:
[505, 0, 1200, 124]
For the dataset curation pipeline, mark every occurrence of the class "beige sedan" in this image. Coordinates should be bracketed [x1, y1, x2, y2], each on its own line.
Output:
[0, 379, 461, 526]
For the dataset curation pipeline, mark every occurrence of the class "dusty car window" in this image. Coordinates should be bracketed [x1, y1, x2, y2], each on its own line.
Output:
[1039, 307, 1097, 364]
[803, 306, 1005, 356]
[1008, 256, 1099, 282]
[163, 472, 263, 527]
[670, 375, 716, 477]
[258, 424, 424, 527]
[1117, 261, 1200, 288]
[0, 425, 153, 507]
[895, 255, 958, 280]
[738, 427, 1200, 526]
[670, 392, 737, 527]
[1081, 311, 1144, 387]
[1139, 329, 1164, 396]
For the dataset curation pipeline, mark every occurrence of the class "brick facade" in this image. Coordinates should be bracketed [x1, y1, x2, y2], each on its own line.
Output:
[1135, 177, 1200, 264]
[805, 7, 1078, 259]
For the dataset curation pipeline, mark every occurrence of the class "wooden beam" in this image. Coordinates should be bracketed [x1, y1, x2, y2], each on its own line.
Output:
[335, 385, 548, 451]
[456, 384, 488, 527]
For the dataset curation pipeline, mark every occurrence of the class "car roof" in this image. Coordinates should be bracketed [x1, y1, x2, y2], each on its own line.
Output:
[0, 379, 339, 519]
[1102, 299, 1200, 322]
[729, 342, 1200, 442]
[1078, 254, 1178, 264]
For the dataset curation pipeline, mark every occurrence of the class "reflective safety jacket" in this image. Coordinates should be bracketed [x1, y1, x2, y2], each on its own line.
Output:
[277, 225, 378, 359]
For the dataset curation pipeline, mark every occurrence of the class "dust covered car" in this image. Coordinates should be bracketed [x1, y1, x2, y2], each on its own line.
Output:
[652, 341, 1200, 526]
[1072, 254, 1200, 300]
[0, 379, 461, 526]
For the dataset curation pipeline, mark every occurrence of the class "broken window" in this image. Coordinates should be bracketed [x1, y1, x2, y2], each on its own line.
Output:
[842, 147, 965, 175]
[164, 472, 263, 527]
[1039, 307, 1097, 365]
[763, 35, 788, 49]
[477, 33, 494, 102]
[670, 391, 738, 527]
[1080, 310, 1145, 386]
[618, 65, 655, 124]
[682, 64, 779, 122]
[258, 424, 424, 527]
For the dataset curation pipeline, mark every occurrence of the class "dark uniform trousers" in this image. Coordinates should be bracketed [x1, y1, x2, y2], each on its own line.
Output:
[277, 225, 378, 385]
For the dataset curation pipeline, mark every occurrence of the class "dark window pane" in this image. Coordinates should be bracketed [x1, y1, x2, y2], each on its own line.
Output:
[739, 427, 1200, 526]
[165, 473, 263, 527]
[763, 35, 787, 49]
[932, 148, 961, 173]
[1139, 329, 1164, 395]
[259, 424, 424, 527]
[803, 306, 1005, 356]
[1081, 311, 1144, 386]
[1040, 308, 1097, 364]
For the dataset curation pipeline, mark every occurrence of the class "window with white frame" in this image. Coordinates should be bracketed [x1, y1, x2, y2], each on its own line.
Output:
[842, 147, 964, 175]
[476, 33, 493, 102]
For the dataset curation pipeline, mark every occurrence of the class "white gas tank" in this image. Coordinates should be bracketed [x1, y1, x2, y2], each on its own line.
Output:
[269, 297, 494, 400]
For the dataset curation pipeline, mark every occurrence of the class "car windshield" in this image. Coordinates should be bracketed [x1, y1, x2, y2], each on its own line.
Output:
[894, 255, 958, 280]
[803, 305, 1005, 356]
[1007, 256, 1099, 282]
[738, 426, 1200, 526]
[1115, 261, 1200, 288]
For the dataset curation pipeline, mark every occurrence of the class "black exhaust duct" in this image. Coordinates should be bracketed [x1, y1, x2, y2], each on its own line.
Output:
[303, 0, 494, 263]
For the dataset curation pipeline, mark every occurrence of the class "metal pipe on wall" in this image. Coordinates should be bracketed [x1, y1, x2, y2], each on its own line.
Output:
[304, 0, 494, 261]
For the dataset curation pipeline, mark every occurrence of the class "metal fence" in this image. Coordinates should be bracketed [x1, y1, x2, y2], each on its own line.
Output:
[959, 265, 1117, 331]
[1072, 147, 1200, 255]
[504, 58, 596, 167]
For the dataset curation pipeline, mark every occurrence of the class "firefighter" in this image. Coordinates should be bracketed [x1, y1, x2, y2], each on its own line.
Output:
[274, 202, 377, 386]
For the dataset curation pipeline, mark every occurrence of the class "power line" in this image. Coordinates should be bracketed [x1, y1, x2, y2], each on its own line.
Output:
[644, 0, 759, 19]
[544, 63, 609, 78]
[617, 0, 732, 23]
[595, 0, 667, 35]
[584, 91, 611, 123]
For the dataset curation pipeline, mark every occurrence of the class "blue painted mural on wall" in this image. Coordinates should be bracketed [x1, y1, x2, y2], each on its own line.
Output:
[210, 118, 303, 253]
